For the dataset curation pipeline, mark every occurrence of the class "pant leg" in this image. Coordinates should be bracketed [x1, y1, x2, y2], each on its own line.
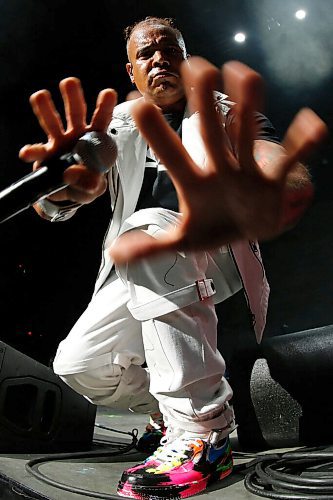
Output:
[116, 210, 236, 436]
[141, 301, 235, 435]
[53, 272, 159, 413]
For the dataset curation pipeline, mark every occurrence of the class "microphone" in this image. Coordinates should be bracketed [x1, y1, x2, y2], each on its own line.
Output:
[0, 131, 117, 224]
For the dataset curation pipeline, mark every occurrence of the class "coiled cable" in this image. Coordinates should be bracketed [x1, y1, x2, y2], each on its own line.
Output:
[243, 447, 333, 499]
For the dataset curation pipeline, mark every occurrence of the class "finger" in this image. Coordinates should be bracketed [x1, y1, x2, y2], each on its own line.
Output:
[132, 100, 198, 188]
[223, 61, 264, 113]
[89, 89, 117, 131]
[46, 189, 73, 202]
[281, 108, 329, 174]
[65, 182, 107, 203]
[281, 185, 314, 229]
[272, 108, 329, 182]
[59, 77, 87, 133]
[110, 230, 183, 264]
[181, 57, 234, 172]
[222, 61, 264, 172]
[49, 167, 107, 203]
[19, 143, 48, 163]
[63, 165, 107, 194]
[29, 89, 65, 140]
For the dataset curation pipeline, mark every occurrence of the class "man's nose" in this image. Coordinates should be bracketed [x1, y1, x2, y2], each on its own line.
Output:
[152, 51, 170, 67]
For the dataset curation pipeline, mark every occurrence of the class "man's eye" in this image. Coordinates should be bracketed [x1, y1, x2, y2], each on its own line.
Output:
[167, 48, 179, 54]
[138, 49, 153, 59]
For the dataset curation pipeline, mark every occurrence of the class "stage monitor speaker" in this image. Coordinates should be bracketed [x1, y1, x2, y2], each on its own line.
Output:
[229, 325, 333, 450]
[0, 341, 96, 452]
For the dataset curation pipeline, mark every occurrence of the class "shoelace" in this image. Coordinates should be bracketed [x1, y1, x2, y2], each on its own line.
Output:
[152, 435, 203, 463]
[149, 412, 165, 431]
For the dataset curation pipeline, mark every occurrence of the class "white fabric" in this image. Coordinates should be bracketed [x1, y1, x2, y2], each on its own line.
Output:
[53, 271, 158, 413]
[52, 94, 270, 433]
[116, 209, 242, 320]
[101, 97, 269, 342]
[39, 94, 270, 342]
[54, 209, 239, 432]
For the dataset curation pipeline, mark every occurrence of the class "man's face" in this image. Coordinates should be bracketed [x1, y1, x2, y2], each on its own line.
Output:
[126, 25, 187, 107]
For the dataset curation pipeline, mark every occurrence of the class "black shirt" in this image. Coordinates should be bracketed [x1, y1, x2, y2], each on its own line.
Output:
[135, 109, 280, 214]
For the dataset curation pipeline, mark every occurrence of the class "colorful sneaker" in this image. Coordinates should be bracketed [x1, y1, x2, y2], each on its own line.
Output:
[136, 412, 166, 454]
[117, 428, 233, 499]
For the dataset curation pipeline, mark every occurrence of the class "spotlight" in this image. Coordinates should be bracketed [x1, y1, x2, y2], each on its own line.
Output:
[295, 9, 307, 20]
[234, 32, 246, 43]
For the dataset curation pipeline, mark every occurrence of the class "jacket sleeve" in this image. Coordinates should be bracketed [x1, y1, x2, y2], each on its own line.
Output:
[35, 114, 124, 222]
[35, 198, 81, 222]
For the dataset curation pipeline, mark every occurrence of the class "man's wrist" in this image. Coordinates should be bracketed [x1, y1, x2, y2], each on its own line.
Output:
[36, 198, 81, 222]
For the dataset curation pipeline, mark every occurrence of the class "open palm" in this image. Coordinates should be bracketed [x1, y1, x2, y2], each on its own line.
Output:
[110, 58, 328, 263]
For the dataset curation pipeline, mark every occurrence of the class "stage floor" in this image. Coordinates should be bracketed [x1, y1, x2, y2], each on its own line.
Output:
[0, 407, 265, 500]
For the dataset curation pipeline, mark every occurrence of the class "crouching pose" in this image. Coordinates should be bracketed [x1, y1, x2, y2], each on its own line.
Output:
[20, 16, 327, 500]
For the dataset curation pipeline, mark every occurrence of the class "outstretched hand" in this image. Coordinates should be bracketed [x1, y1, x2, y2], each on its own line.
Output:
[19, 78, 117, 205]
[110, 57, 328, 264]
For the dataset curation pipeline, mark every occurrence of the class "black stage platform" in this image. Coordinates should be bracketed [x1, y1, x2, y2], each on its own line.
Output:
[0, 407, 261, 500]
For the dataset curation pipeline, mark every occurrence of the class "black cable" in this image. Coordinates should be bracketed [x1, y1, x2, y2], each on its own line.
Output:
[244, 447, 333, 499]
[25, 426, 138, 499]
[26, 423, 333, 500]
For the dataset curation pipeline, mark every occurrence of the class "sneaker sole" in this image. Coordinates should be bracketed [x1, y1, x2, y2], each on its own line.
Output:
[117, 459, 233, 499]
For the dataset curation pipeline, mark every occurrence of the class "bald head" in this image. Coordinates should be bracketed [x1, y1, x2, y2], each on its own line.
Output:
[124, 17, 187, 60]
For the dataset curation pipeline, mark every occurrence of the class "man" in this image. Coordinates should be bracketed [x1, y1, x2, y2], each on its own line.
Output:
[20, 17, 327, 500]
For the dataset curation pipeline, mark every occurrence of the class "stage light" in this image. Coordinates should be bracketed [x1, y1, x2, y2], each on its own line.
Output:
[255, 2, 331, 88]
[295, 9, 307, 20]
[234, 32, 246, 43]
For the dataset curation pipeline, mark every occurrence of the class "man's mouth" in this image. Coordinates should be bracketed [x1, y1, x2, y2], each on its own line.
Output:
[150, 71, 179, 81]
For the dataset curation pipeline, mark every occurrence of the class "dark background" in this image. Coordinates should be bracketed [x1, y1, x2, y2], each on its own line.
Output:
[0, 0, 332, 365]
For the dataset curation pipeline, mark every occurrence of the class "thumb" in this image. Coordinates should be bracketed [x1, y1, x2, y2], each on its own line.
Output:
[109, 230, 182, 264]
[279, 108, 328, 179]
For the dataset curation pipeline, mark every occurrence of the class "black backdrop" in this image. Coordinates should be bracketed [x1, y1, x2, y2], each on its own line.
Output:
[0, 0, 332, 365]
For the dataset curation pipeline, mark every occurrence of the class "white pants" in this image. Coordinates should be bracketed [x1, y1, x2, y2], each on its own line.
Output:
[53, 209, 240, 434]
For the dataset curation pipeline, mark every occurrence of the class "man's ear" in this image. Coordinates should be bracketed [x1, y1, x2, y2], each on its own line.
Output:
[126, 63, 135, 83]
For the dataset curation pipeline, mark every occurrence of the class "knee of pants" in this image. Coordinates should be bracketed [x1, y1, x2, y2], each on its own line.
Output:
[53, 334, 140, 379]
[56, 363, 123, 405]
